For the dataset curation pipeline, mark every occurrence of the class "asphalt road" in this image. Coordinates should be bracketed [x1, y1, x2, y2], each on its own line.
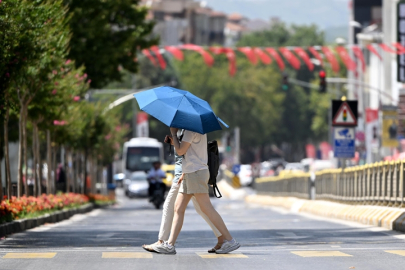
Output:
[1, 189, 405, 270]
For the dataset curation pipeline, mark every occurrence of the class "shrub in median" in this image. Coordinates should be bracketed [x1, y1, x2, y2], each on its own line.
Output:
[0, 193, 89, 224]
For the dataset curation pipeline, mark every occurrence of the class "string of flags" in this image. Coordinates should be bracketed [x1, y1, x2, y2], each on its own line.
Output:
[141, 43, 405, 77]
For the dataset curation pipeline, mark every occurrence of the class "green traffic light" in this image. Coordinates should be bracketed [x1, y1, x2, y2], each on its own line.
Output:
[282, 84, 289, 91]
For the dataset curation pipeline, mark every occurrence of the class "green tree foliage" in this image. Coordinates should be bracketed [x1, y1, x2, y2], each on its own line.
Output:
[173, 52, 285, 156]
[64, 0, 158, 88]
[237, 22, 327, 160]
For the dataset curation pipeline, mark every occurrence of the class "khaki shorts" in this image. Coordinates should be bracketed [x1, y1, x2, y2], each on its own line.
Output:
[179, 169, 209, 194]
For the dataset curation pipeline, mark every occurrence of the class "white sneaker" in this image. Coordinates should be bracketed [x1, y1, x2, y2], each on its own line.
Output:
[152, 241, 176, 255]
[215, 239, 240, 254]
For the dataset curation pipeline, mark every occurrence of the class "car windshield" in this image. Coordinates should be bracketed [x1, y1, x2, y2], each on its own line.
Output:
[131, 175, 146, 182]
[126, 147, 160, 172]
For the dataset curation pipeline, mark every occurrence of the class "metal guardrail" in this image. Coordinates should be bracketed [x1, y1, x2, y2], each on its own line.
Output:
[255, 172, 311, 199]
[254, 160, 405, 207]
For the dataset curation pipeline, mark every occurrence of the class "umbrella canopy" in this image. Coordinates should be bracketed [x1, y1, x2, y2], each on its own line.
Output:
[134, 86, 228, 134]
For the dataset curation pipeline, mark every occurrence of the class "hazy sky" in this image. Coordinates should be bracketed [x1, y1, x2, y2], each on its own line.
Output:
[204, 0, 349, 28]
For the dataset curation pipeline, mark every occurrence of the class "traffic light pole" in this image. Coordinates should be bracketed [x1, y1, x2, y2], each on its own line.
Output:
[288, 77, 395, 103]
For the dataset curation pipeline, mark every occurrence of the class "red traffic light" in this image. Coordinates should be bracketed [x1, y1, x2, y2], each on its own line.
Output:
[319, 70, 326, 78]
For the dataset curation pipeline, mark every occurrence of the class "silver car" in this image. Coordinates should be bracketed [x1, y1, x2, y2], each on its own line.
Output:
[125, 171, 149, 198]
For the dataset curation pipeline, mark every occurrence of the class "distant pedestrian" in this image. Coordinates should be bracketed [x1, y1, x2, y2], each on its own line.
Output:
[152, 128, 240, 254]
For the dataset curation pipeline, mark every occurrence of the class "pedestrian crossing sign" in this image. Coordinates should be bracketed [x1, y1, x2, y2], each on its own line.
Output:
[332, 100, 358, 126]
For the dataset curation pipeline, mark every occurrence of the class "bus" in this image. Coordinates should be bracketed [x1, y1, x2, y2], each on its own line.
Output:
[122, 138, 164, 180]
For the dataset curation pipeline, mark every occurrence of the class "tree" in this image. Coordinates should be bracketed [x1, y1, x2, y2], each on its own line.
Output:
[64, 0, 158, 88]
[172, 51, 285, 162]
[237, 22, 326, 160]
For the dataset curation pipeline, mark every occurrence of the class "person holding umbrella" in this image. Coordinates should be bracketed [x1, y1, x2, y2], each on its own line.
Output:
[142, 129, 224, 253]
[134, 86, 240, 255]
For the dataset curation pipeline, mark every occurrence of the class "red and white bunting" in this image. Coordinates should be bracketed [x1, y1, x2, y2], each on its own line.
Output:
[150, 46, 167, 70]
[322, 46, 340, 73]
[164, 46, 184, 61]
[254, 48, 272, 65]
[351, 46, 366, 72]
[180, 44, 214, 67]
[336, 46, 356, 71]
[210, 47, 236, 76]
[308, 47, 323, 66]
[139, 43, 400, 77]
[366, 44, 382, 60]
[238, 47, 258, 65]
[278, 47, 300, 70]
[293, 47, 314, 71]
[142, 49, 157, 66]
[379, 43, 398, 54]
[265, 48, 285, 71]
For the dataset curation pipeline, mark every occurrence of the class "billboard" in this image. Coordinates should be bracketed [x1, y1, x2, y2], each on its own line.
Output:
[382, 106, 399, 147]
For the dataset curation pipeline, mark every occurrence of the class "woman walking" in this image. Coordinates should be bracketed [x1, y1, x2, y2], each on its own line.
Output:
[142, 130, 225, 253]
[153, 128, 240, 254]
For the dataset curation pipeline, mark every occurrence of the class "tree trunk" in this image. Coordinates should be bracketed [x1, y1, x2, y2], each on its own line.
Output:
[23, 107, 28, 196]
[4, 107, 11, 198]
[0, 131, 3, 200]
[36, 125, 42, 196]
[91, 157, 96, 194]
[17, 106, 24, 197]
[72, 151, 76, 193]
[65, 148, 70, 193]
[84, 151, 87, 194]
[52, 144, 57, 194]
[46, 129, 51, 194]
[32, 122, 37, 197]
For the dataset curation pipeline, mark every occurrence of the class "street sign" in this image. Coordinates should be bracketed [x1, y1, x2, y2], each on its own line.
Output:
[334, 127, 355, 158]
[232, 164, 241, 175]
[382, 106, 399, 147]
[332, 100, 358, 126]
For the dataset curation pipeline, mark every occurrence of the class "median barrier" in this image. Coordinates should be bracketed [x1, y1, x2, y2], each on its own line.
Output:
[248, 161, 405, 232]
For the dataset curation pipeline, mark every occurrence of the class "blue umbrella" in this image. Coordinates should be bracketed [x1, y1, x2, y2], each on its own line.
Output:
[134, 86, 229, 134]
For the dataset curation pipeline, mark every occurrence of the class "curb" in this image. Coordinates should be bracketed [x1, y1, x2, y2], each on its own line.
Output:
[0, 203, 94, 238]
[217, 180, 250, 200]
[245, 195, 405, 233]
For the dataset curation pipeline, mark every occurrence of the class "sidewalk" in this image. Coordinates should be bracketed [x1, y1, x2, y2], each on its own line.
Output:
[218, 180, 405, 233]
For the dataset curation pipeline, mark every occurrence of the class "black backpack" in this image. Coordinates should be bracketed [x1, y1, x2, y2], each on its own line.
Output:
[207, 140, 222, 198]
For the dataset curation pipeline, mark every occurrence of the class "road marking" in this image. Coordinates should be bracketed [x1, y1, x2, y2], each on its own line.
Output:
[385, 250, 405, 256]
[3, 253, 56, 259]
[102, 252, 152, 258]
[291, 251, 352, 257]
[196, 252, 248, 258]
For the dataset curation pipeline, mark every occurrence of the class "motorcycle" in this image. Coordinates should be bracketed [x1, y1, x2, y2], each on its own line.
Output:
[149, 181, 166, 209]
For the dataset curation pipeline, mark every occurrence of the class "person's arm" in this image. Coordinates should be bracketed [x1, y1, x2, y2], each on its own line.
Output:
[170, 128, 191, 156]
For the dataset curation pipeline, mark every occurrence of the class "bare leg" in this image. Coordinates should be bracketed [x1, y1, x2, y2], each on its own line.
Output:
[168, 192, 193, 245]
[193, 193, 232, 241]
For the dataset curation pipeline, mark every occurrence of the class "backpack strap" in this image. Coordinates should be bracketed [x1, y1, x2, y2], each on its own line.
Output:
[212, 183, 222, 198]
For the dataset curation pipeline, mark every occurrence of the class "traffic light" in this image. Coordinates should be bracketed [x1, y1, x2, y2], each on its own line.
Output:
[319, 70, 327, 93]
[282, 73, 289, 91]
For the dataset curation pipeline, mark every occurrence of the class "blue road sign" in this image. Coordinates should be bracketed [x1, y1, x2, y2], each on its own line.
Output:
[232, 164, 241, 175]
[334, 127, 355, 158]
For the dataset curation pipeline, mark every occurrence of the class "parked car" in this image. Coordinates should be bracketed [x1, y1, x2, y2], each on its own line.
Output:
[260, 161, 275, 177]
[113, 173, 125, 187]
[125, 171, 149, 198]
[284, 163, 305, 172]
[238, 164, 253, 186]
[311, 160, 334, 172]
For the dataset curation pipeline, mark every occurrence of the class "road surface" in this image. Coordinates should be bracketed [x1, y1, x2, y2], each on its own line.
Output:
[1, 189, 405, 270]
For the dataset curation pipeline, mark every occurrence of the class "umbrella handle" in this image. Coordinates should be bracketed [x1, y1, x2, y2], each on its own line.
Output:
[217, 117, 229, 128]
